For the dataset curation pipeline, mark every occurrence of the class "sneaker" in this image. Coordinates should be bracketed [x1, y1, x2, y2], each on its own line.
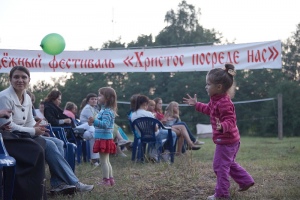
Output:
[75, 182, 94, 192]
[118, 139, 132, 147]
[238, 182, 254, 192]
[50, 184, 76, 195]
[188, 145, 201, 150]
[125, 142, 133, 151]
[194, 140, 205, 145]
[118, 152, 127, 157]
[90, 159, 100, 167]
[161, 150, 170, 162]
[207, 195, 216, 200]
[97, 178, 111, 186]
[207, 194, 231, 200]
[149, 148, 158, 162]
[109, 177, 115, 186]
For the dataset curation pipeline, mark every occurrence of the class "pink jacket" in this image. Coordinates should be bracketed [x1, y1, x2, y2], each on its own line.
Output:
[195, 94, 240, 145]
[63, 110, 75, 120]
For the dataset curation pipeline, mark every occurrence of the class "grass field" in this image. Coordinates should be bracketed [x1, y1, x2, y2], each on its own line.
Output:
[47, 137, 300, 200]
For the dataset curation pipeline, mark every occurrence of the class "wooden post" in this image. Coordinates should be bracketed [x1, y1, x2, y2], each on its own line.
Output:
[278, 94, 283, 140]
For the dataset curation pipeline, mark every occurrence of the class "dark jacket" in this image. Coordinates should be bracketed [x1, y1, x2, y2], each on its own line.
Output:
[2, 131, 46, 200]
[44, 101, 74, 127]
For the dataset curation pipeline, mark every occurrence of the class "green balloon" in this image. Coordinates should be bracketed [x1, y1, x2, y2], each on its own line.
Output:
[40, 33, 65, 55]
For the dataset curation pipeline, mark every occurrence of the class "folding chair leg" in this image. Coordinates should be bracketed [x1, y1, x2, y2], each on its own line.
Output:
[85, 141, 91, 162]
[76, 139, 82, 164]
[2, 165, 16, 200]
[82, 141, 87, 162]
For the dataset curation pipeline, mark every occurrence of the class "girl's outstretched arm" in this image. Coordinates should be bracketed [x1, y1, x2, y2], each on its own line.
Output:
[184, 94, 211, 116]
[183, 94, 197, 106]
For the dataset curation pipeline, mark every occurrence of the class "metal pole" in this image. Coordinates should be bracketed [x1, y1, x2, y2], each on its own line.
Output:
[278, 94, 283, 140]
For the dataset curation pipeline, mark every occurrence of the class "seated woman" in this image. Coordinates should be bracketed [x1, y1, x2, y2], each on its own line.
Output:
[163, 101, 205, 147]
[0, 66, 93, 196]
[153, 100, 201, 154]
[44, 90, 74, 128]
[153, 98, 201, 154]
[79, 93, 100, 166]
[0, 109, 46, 200]
[43, 90, 83, 143]
[130, 95, 178, 157]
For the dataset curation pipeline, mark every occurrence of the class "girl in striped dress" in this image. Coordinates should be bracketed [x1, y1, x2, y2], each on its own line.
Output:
[88, 87, 117, 186]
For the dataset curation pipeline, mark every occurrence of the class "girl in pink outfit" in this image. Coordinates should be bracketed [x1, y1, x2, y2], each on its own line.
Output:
[63, 102, 78, 120]
[183, 64, 254, 200]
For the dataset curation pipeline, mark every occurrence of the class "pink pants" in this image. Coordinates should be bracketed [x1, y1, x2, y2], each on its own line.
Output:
[213, 142, 254, 198]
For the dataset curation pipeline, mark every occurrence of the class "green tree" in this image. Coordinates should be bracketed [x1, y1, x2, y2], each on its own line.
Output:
[0, 73, 10, 92]
[282, 23, 300, 82]
[102, 37, 126, 49]
[31, 80, 55, 107]
[127, 34, 154, 48]
[232, 23, 300, 137]
[155, 0, 221, 46]
[277, 23, 300, 136]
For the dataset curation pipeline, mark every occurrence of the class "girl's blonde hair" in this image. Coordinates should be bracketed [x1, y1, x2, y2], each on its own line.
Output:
[99, 87, 118, 115]
[164, 101, 180, 119]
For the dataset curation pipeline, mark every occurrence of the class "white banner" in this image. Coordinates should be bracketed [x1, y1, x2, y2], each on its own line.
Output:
[0, 40, 281, 73]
